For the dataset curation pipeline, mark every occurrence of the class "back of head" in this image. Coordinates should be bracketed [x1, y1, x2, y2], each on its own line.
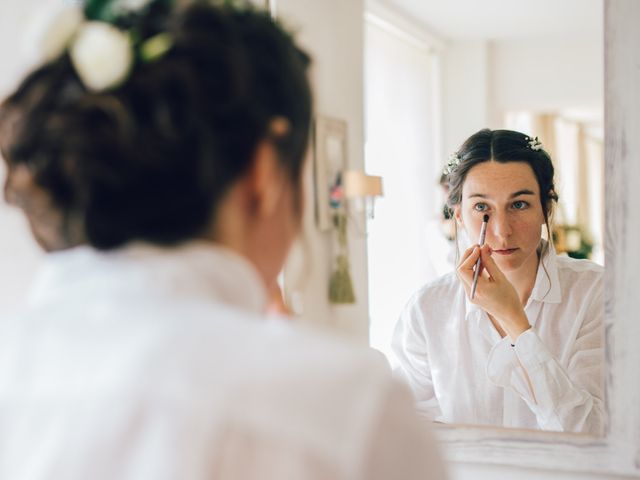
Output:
[0, 0, 312, 250]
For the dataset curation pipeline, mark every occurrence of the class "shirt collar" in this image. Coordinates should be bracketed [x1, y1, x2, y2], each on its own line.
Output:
[464, 239, 562, 320]
[27, 241, 268, 314]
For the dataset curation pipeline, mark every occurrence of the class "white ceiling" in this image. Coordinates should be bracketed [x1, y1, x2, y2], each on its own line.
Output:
[384, 0, 603, 41]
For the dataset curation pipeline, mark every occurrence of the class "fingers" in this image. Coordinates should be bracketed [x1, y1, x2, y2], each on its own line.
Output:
[478, 245, 505, 281]
[458, 245, 480, 272]
[459, 245, 478, 265]
[456, 245, 481, 288]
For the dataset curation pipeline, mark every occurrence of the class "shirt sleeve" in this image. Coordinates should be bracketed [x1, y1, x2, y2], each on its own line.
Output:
[489, 278, 605, 434]
[362, 380, 448, 480]
[391, 295, 443, 421]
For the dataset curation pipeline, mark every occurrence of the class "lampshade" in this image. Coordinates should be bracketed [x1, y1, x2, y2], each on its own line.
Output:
[343, 170, 383, 198]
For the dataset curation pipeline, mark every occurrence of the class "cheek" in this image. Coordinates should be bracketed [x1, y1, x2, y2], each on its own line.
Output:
[512, 212, 544, 239]
[460, 209, 483, 237]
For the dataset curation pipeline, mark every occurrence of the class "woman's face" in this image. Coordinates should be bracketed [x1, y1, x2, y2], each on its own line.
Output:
[455, 161, 546, 274]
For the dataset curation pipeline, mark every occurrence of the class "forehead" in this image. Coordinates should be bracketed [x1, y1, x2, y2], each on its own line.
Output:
[462, 161, 539, 196]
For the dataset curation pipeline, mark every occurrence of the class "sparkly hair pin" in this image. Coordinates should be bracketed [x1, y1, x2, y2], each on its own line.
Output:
[443, 152, 461, 175]
[525, 135, 543, 151]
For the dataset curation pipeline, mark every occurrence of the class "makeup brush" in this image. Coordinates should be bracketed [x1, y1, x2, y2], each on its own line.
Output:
[470, 214, 489, 300]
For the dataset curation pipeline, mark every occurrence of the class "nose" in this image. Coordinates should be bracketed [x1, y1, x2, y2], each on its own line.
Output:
[490, 211, 512, 242]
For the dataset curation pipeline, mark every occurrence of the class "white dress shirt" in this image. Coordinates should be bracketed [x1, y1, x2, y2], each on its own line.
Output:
[0, 242, 446, 480]
[393, 243, 604, 433]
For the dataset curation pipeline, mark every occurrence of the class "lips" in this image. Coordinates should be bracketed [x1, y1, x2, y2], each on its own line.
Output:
[493, 248, 518, 256]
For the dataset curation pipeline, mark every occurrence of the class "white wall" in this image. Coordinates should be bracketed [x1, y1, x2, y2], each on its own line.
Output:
[364, 19, 440, 359]
[441, 34, 603, 155]
[441, 41, 491, 154]
[276, 0, 370, 340]
[491, 35, 603, 113]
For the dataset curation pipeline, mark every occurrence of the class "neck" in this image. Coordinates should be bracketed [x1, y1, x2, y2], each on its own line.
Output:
[504, 246, 541, 306]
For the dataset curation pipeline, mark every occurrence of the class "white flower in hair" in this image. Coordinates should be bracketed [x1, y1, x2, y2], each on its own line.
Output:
[526, 136, 543, 151]
[23, 5, 83, 65]
[443, 152, 461, 175]
[70, 22, 133, 92]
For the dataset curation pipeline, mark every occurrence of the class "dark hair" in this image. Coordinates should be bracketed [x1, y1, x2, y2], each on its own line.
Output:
[0, 2, 312, 250]
[445, 129, 559, 225]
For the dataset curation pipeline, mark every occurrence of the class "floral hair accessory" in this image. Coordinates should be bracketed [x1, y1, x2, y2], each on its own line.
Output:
[70, 22, 133, 91]
[23, 0, 174, 93]
[443, 152, 461, 175]
[526, 135, 543, 151]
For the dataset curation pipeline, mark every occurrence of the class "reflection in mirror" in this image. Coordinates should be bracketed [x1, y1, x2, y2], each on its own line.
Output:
[365, 0, 604, 433]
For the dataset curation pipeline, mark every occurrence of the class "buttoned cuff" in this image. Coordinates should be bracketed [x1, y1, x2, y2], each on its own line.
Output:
[512, 328, 553, 371]
[485, 337, 517, 387]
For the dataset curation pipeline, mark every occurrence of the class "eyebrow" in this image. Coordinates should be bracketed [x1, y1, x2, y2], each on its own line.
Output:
[467, 189, 536, 199]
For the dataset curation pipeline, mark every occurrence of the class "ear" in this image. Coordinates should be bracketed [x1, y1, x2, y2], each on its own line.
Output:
[4, 164, 72, 251]
[245, 140, 287, 219]
[4, 164, 31, 206]
[453, 205, 464, 228]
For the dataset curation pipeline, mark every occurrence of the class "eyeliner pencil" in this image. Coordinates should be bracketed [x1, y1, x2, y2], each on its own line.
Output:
[470, 214, 489, 300]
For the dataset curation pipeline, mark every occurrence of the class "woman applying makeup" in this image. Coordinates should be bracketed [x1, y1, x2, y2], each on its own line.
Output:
[393, 129, 604, 433]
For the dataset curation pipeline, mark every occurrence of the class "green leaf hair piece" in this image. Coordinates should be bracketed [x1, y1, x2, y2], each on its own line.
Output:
[84, 0, 176, 24]
[84, 0, 120, 23]
[140, 32, 173, 62]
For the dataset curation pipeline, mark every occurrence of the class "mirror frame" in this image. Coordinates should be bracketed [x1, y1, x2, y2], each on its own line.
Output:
[434, 1, 640, 476]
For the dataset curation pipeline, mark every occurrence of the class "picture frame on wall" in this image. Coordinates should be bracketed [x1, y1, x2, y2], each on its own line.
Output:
[313, 115, 348, 231]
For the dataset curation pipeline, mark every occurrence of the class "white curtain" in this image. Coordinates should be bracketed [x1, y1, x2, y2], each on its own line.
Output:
[365, 19, 441, 362]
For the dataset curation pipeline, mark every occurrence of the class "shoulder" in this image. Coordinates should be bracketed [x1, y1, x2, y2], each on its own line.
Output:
[555, 255, 603, 275]
[408, 271, 461, 308]
[108, 302, 401, 473]
[148, 305, 399, 439]
[401, 271, 463, 321]
[213, 321, 439, 477]
[238, 317, 395, 408]
[1, 301, 403, 476]
[204, 317, 402, 474]
[555, 255, 603, 292]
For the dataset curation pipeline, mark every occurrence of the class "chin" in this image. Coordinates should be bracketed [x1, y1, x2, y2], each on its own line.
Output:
[494, 247, 539, 273]
[493, 255, 524, 272]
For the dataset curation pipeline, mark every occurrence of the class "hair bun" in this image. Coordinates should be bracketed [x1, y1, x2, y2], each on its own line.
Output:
[0, 2, 312, 250]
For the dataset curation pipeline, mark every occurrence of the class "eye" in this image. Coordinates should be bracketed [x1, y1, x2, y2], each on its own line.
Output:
[473, 202, 489, 212]
[512, 200, 529, 210]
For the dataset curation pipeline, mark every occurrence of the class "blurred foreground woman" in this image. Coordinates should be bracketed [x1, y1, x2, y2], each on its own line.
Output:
[0, 1, 445, 479]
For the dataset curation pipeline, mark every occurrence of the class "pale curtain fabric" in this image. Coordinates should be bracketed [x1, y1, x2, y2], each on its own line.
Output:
[583, 135, 604, 261]
[551, 116, 604, 263]
[365, 18, 441, 362]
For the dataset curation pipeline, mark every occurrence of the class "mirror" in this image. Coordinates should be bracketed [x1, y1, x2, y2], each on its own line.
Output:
[365, 0, 605, 433]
